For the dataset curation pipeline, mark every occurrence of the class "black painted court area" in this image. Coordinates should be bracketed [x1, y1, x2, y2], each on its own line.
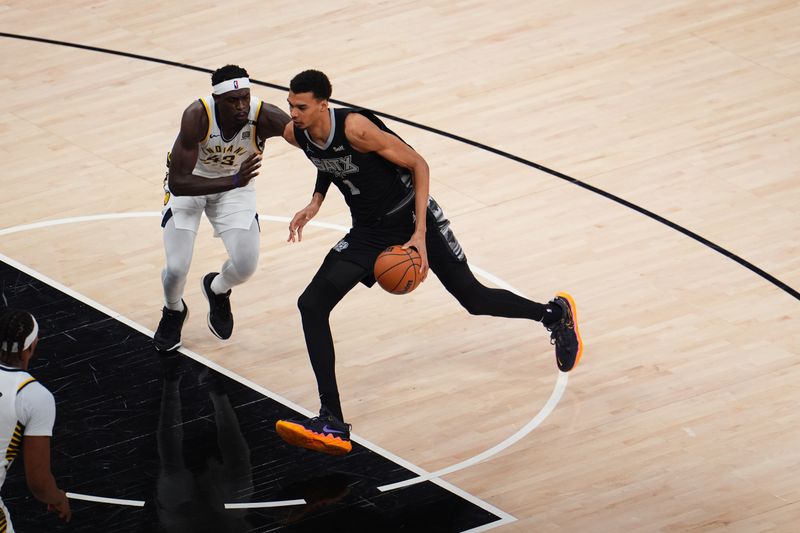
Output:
[1, 260, 501, 532]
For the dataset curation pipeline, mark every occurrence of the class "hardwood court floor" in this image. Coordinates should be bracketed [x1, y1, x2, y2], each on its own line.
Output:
[1, 1, 799, 531]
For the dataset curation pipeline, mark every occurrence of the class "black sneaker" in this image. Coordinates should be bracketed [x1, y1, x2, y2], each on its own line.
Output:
[201, 272, 233, 340]
[275, 408, 352, 455]
[546, 292, 583, 372]
[153, 300, 189, 352]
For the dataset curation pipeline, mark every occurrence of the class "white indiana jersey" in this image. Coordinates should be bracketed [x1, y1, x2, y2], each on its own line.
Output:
[0, 369, 38, 491]
[193, 95, 265, 180]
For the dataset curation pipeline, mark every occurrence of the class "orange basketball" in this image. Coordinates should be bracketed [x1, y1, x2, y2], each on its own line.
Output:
[374, 246, 422, 295]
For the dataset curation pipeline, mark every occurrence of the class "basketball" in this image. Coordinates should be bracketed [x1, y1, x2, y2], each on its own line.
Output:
[374, 246, 422, 295]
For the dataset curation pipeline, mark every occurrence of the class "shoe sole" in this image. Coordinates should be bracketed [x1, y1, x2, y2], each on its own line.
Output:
[275, 420, 352, 455]
[154, 307, 190, 352]
[201, 274, 231, 340]
[556, 291, 583, 371]
[155, 341, 181, 352]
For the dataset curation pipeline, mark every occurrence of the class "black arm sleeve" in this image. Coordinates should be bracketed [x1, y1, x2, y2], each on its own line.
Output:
[314, 171, 332, 198]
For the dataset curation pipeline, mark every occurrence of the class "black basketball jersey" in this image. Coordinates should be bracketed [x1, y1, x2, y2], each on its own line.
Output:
[295, 108, 413, 227]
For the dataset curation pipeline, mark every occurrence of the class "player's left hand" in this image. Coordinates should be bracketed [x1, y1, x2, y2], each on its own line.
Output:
[402, 230, 429, 282]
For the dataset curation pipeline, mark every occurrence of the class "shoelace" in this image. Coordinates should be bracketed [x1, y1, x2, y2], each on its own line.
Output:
[212, 291, 232, 314]
[546, 300, 574, 331]
[547, 305, 574, 346]
[550, 327, 571, 346]
[315, 414, 352, 433]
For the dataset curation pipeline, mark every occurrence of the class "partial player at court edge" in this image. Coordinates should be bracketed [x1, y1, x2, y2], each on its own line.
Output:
[154, 65, 290, 352]
[275, 70, 584, 455]
[0, 309, 71, 529]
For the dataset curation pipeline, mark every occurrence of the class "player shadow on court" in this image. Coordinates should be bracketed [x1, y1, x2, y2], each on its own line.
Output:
[154, 353, 372, 531]
[153, 352, 254, 532]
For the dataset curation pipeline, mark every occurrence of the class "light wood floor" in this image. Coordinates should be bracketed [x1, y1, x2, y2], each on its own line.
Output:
[2, 1, 799, 530]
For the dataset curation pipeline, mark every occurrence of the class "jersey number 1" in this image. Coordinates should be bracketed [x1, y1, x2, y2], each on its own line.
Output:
[342, 179, 361, 195]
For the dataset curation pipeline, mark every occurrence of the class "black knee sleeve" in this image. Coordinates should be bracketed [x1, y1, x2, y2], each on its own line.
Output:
[298, 278, 340, 318]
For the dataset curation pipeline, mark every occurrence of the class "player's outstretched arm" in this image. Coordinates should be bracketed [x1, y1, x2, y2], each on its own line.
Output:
[257, 103, 291, 139]
[167, 102, 261, 196]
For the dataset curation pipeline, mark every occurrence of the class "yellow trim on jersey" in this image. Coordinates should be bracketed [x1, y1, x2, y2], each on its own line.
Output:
[17, 377, 35, 393]
[5, 421, 24, 465]
[200, 97, 212, 143]
[253, 100, 263, 152]
[0, 503, 7, 532]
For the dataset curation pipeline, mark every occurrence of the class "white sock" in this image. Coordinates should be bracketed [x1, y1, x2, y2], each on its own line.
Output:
[165, 299, 184, 312]
[210, 273, 228, 295]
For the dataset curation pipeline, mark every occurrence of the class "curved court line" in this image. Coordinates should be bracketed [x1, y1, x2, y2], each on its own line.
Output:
[1, 31, 795, 301]
[378, 371, 568, 492]
[1, 213, 536, 526]
[0, 212, 160, 235]
[0, 211, 561, 458]
[0, 211, 527, 296]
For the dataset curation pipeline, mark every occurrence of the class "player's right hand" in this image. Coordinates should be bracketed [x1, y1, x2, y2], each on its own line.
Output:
[48, 490, 72, 522]
[236, 153, 262, 186]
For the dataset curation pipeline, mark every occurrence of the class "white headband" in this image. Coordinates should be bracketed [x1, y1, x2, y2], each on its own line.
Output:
[1, 314, 38, 354]
[212, 77, 250, 95]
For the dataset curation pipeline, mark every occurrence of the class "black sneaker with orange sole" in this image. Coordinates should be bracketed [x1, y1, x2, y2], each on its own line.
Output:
[275, 408, 352, 455]
[546, 292, 583, 372]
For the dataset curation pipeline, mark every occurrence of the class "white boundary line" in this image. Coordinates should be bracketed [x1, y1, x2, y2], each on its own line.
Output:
[66, 492, 145, 507]
[224, 499, 306, 509]
[1, 212, 568, 530]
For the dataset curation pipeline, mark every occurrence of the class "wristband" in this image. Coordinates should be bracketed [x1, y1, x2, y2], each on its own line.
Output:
[314, 172, 332, 197]
[232, 172, 241, 187]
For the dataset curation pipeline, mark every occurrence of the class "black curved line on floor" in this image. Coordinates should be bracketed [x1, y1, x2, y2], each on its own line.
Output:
[2, 31, 797, 301]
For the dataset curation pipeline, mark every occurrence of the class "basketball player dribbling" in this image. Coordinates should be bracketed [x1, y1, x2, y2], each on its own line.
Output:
[154, 65, 290, 352]
[275, 70, 583, 455]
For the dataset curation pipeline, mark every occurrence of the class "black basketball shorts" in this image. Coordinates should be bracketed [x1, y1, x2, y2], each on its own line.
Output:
[323, 196, 467, 287]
